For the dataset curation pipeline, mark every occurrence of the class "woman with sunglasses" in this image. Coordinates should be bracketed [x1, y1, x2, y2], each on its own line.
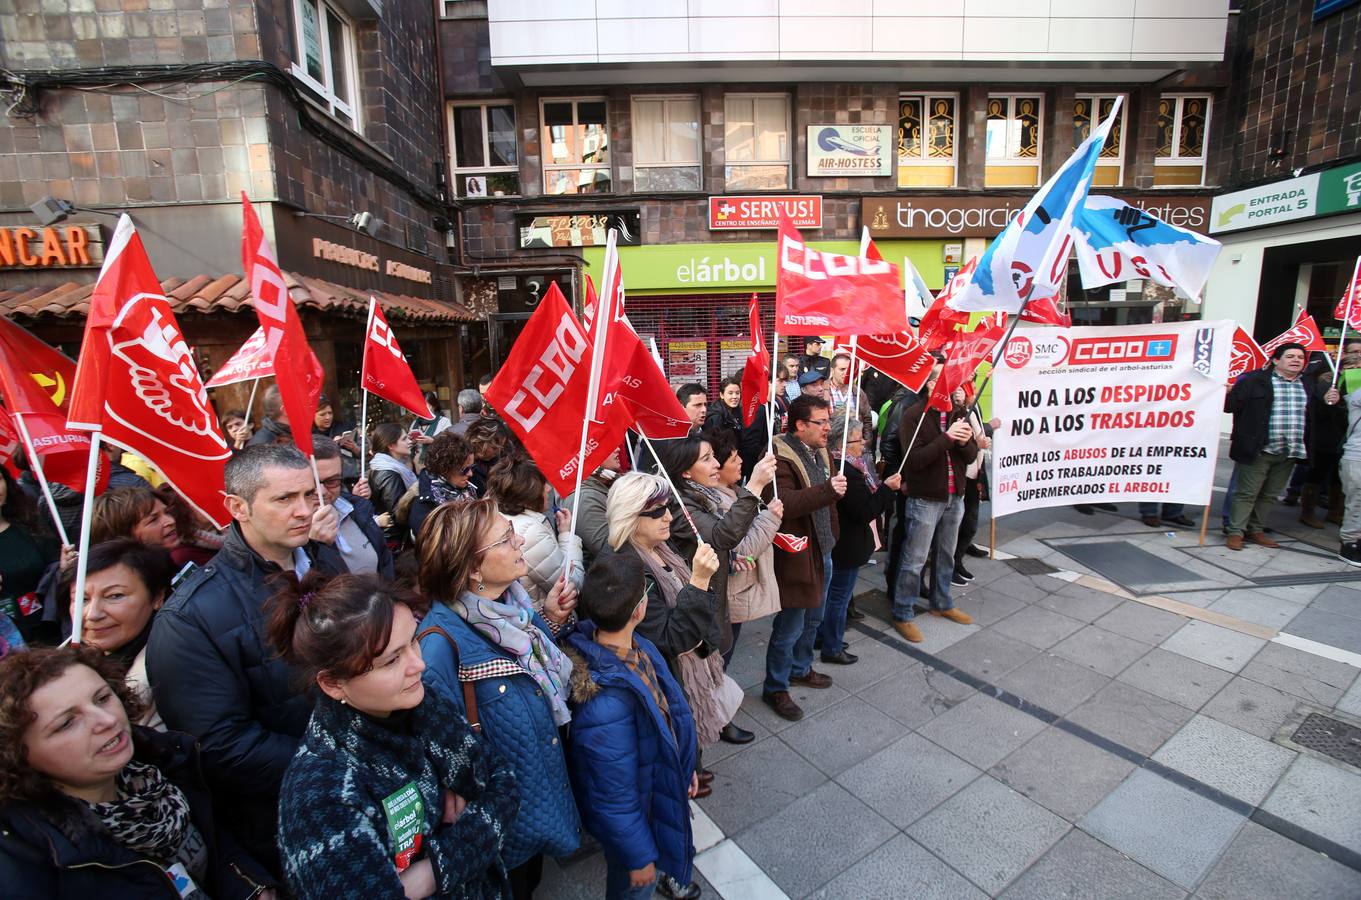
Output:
[414, 499, 581, 900]
[407, 432, 480, 542]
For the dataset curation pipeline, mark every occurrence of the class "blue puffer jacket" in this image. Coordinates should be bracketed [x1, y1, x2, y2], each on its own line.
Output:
[563, 623, 696, 884]
[418, 600, 580, 869]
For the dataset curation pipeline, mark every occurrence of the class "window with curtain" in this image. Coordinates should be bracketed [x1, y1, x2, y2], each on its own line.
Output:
[898, 94, 957, 188]
[724, 94, 790, 191]
[1074, 94, 1126, 187]
[632, 96, 702, 191]
[1155, 94, 1211, 187]
[449, 103, 519, 197]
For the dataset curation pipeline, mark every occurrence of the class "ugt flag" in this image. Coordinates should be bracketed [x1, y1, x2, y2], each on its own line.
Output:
[919, 257, 976, 352]
[740, 293, 771, 427]
[1228, 327, 1267, 384]
[928, 318, 1006, 412]
[241, 193, 325, 457]
[776, 214, 907, 336]
[1261, 311, 1326, 357]
[1073, 196, 1222, 302]
[948, 97, 1122, 314]
[67, 215, 231, 528]
[1334, 258, 1361, 330]
[205, 327, 274, 388]
[362, 298, 433, 419]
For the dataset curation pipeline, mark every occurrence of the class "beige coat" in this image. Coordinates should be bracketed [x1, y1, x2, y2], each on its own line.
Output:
[718, 486, 782, 623]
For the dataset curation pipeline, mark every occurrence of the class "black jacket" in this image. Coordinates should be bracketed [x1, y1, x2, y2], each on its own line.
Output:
[1225, 368, 1315, 464]
[898, 400, 978, 502]
[336, 491, 395, 579]
[705, 402, 743, 446]
[145, 523, 347, 872]
[798, 353, 831, 382]
[831, 463, 897, 569]
[600, 544, 718, 680]
[0, 727, 275, 899]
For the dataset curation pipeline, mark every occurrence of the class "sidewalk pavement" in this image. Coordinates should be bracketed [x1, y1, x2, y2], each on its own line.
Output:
[541, 470, 1361, 899]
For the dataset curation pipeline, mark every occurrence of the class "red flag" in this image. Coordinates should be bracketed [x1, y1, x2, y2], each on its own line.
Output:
[1261, 312, 1326, 357]
[582, 275, 598, 333]
[919, 257, 976, 351]
[241, 193, 324, 457]
[0, 406, 18, 475]
[66, 216, 231, 527]
[0, 318, 109, 495]
[929, 319, 1005, 412]
[362, 298, 433, 419]
[1334, 258, 1361, 331]
[776, 214, 907, 336]
[1019, 294, 1071, 327]
[741, 294, 770, 427]
[205, 327, 274, 388]
[855, 332, 937, 393]
[1228, 327, 1267, 384]
[773, 532, 808, 553]
[485, 283, 628, 497]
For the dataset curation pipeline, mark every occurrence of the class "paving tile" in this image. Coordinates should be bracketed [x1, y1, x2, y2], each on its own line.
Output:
[1079, 769, 1245, 890]
[954, 589, 1028, 627]
[1094, 601, 1189, 645]
[1201, 676, 1305, 741]
[1051, 624, 1152, 676]
[698, 735, 827, 835]
[1116, 648, 1235, 710]
[986, 575, 1054, 605]
[996, 653, 1111, 715]
[917, 693, 1047, 770]
[1338, 676, 1361, 718]
[738, 680, 852, 735]
[734, 781, 897, 898]
[1151, 714, 1296, 806]
[1159, 620, 1267, 674]
[701, 708, 770, 766]
[1195, 820, 1361, 900]
[990, 726, 1135, 821]
[1066, 681, 1194, 756]
[1239, 642, 1358, 706]
[907, 613, 982, 653]
[1261, 755, 1361, 855]
[836, 732, 982, 829]
[778, 695, 907, 778]
[1305, 584, 1361, 619]
[1164, 588, 1229, 608]
[1041, 584, 1124, 623]
[1206, 590, 1305, 631]
[934, 629, 1041, 681]
[857, 660, 976, 728]
[907, 774, 1070, 895]
[999, 829, 1186, 900]
[811, 635, 907, 694]
[990, 605, 1087, 649]
[809, 832, 987, 900]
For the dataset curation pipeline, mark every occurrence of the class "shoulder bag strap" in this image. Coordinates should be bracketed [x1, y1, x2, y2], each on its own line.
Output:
[417, 625, 481, 732]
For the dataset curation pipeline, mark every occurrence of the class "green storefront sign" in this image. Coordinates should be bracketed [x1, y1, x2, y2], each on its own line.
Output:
[1318, 161, 1361, 217]
[582, 239, 947, 296]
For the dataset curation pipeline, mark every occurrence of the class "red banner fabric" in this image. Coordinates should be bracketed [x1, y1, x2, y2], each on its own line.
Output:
[1228, 327, 1268, 384]
[362, 299, 434, 419]
[1018, 294, 1072, 327]
[241, 193, 324, 457]
[204, 327, 274, 388]
[929, 319, 1005, 412]
[775, 214, 908, 336]
[1334, 258, 1361, 331]
[1261, 312, 1327, 357]
[741, 293, 771, 427]
[918, 257, 976, 352]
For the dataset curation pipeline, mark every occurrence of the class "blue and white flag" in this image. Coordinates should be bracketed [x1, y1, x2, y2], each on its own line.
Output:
[947, 97, 1123, 314]
[1072, 196, 1222, 303]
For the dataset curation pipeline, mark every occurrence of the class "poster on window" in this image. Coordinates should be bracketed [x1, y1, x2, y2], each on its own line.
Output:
[806, 125, 892, 177]
[990, 321, 1231, 517]
[718, 340, 749, 380]
[667, 341, 708, 386]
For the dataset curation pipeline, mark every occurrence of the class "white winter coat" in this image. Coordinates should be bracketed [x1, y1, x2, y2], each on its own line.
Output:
[504, 507, 585, 610]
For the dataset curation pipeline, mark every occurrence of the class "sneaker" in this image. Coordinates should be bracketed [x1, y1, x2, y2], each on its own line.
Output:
[951, 572, 969, 587]
[931, 608, 974, 625]
[1340, 542, 1361, 568]
[954, 563, 974, 582]
[657, 873, 702, 900]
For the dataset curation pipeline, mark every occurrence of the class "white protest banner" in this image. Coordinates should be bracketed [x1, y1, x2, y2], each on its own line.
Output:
[991, 320, 1231, 516]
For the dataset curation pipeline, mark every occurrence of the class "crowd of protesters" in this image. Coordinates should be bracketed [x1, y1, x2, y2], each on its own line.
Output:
[0, 333, 1354, 899]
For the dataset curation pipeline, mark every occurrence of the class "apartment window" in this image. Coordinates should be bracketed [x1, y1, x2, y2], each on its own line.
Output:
[1074, 94, 1126, 187]
[449, 103, 519, 197]
[632, 96, 701, 191]
[289, 0, 359, 129]
[985, 95, 1042, 188]
[1155, 94, 1210, 187]
[897, 93, 957, 188]
[542, 98, 611, 195]
[724, 94, 790, 191]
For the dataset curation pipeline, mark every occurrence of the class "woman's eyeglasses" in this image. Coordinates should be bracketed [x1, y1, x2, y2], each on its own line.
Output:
[476, 524, 517, 553]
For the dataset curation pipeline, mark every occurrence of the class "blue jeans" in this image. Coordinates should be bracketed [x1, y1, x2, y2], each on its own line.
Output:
[818, 564, 862, 656]
[1138, 502, 1185, 518]
[606, 863, 657, 900]
[892, 496, 965, 622]
[764, 552, 833, 694]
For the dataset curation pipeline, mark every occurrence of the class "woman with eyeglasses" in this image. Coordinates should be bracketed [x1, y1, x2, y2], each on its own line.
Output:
[487, 457, 584, 615]
[407, 432, 480, 542]
[414, 499, 581, 900]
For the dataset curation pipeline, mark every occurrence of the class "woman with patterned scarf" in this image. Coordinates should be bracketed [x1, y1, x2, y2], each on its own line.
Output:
[416, 499, 582, 900]
[0, 646, 279, 898]
[407, 432, 482, 543]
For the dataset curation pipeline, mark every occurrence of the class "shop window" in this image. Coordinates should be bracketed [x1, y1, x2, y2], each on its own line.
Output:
[1074, 94, 1125, 188]
[897, 94, 957, 188]
[632, 96, 702, 191]
[985, 94, 1042, 188]
[288, 0, 359, 130]
[724, 94, 790, 191]
[1155, 94, 1210, 187]
[449, 103, 520, 197]
[542, 98, 612, 195]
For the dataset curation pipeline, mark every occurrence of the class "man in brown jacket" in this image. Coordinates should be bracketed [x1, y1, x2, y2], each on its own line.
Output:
[760, 394, 846, 721]
[891, 367, 978, 643]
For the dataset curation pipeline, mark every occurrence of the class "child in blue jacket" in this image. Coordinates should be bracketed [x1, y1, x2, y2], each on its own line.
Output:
[564, 553, 701, 900]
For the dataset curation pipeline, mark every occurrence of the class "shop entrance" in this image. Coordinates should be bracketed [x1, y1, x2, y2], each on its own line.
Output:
[1258, 233, 1361, 343]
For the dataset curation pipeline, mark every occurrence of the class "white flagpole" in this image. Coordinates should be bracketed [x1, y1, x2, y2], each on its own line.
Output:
[838, 335, 858, 475]
[11, 413, 71, 546]
[767, 329, 781, 500]
[569, 231, 617, 538]
[359, 389, 369, 479]
[895, 409, 927, 477]
[68, 432, 103, 645]
[245, 377, 261, 424]
[1332, 257, 1360, 388]
[637, 430, 699, 535]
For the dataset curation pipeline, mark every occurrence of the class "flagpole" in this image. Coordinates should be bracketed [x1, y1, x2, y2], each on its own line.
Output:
[69, 432, 103, 645]
[637, 431, 699, 535]
[838, 335, 858, 475]
[359, 389, 369, 479]
[894, 409, 927, 477]
[569, 232, 617, 538]
[1332, 257, 1361, 388]
[767, 328, 780, 500]
[245, 377, 261, 424]
[11, 413, 71, 546]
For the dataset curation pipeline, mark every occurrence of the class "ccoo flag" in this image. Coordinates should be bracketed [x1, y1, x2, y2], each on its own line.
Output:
[776, 214, 908, 335]
[362, 298, 433, 419]
[948, 97, 1123, 314]
[1073, 196, 1222, 302]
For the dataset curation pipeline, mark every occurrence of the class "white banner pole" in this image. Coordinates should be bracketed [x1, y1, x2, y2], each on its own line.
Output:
[1332, 257, 1360, 388]
[68, 432, 103, 645]
[11, 413, 71, 546]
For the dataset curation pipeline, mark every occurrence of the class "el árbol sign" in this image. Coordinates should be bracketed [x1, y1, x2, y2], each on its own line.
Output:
[709, 195, 821, 231]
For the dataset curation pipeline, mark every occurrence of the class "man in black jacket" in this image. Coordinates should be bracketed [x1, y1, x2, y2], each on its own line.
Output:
[313, 436, 394, 578]
[1224, 342, 1338, 550]
[797, 336, 831, 384]
[146, 444, 348, 874]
